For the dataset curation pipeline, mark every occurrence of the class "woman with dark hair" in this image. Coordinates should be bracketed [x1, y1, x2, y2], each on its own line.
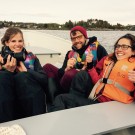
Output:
[0, 27, 48, 123]
[50, 33, 135, 112]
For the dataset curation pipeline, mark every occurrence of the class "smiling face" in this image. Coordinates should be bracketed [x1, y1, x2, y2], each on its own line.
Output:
[70, 31, 86, 50]
[115, 38, 135, 60]
[5, 33, 24, 53]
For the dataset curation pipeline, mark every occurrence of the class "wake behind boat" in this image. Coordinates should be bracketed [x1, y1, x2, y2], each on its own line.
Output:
[0, 30, 71, 66]
[23, 30, 71, 66]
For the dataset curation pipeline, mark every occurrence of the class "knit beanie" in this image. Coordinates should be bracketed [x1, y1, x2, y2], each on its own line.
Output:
[70, 26, 88, 38]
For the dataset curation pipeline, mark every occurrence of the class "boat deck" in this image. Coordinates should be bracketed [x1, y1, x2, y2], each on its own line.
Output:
[0, 101, 135, 135]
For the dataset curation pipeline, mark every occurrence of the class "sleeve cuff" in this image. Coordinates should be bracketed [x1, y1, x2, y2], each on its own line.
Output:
[87, 62, 94, 69]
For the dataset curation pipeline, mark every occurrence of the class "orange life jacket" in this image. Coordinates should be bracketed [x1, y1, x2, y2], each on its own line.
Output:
[90, 57, 135, 104]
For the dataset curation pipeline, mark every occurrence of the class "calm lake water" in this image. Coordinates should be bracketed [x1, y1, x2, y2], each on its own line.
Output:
[38, 30, 135, 53]
[0, 29, 135, 54]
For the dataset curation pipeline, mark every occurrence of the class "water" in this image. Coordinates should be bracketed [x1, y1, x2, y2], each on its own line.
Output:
[1, 29, 135, 53]
[38, 30, 135, 53]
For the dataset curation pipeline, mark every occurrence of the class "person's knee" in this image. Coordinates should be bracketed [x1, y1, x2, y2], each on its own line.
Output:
[65, 70, 77, 79]
[43, 63, 52, 70]
[0, 71, 13, 81]
[61, 70, 76, 85]
[0, 71, 14, 99]
[14, 72, 27, 80]
[43, 63, 58, 78]
[14, 72, 43, 97]
[76, 70, 88, 78]
[43, 63, 56, 72]
[14, 72, 30, 86]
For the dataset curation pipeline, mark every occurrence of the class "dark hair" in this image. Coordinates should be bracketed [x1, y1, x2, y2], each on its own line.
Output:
[70, 30, 78, 37]
[109, 33, 135, 62]
[1, 27, 24, 46]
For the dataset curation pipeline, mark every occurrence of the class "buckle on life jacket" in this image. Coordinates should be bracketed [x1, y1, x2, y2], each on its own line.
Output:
[93, 94, 102, 101]
[102, 78, 108, 84]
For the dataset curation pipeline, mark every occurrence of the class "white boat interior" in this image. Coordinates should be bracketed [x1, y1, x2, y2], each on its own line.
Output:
[0, 101, 135, 135]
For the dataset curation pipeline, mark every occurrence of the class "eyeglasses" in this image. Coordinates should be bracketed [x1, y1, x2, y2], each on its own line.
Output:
[115, 44, 132, 50]
[71, 34, 83, 42]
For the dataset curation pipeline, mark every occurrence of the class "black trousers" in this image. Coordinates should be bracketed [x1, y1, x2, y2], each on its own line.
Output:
[0, 71, 46, 123]
[0, 71, 15, 123]
[50, 70, 99, 112]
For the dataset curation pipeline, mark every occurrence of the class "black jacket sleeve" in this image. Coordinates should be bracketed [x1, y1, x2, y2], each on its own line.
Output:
[57, 51, 70, 78]
[97, 44, 108, 61]
[27, 57, 48, 89]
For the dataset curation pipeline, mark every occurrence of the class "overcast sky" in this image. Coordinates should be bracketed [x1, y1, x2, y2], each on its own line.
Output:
[0, 0, 134, 25]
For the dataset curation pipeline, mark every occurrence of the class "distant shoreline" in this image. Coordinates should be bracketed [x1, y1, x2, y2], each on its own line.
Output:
[0, 19, 135, 31]
[0, 27, 130, 31]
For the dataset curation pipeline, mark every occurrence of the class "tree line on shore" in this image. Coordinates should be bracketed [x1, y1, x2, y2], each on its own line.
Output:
[0, 19, 135, 31]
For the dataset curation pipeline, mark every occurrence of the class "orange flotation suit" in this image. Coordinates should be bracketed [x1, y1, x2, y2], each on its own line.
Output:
[89, 57, 135, 103]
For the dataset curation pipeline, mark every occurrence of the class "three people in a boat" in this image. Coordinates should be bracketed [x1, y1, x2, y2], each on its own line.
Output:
[0, 26, 135, 123]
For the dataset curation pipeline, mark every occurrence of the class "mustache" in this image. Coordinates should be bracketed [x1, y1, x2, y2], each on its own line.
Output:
[73, 41, 83, 46]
